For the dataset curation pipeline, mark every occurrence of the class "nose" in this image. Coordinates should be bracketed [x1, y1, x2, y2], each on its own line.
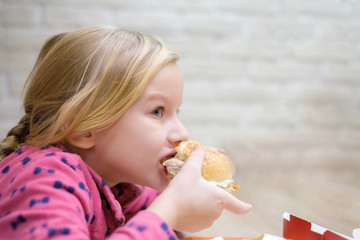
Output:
[169, 117, 189, 146]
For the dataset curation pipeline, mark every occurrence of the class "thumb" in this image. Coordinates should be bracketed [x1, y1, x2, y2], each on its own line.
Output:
[180, 146, 205, 174]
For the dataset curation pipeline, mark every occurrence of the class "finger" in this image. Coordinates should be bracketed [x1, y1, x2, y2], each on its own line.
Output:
[205, 145, 225, 154]
[181, 146, 205, 173]
[222, 192, 252, 215]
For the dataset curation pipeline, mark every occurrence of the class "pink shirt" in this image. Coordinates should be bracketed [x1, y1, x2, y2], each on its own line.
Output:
[0, 145, 178, 239]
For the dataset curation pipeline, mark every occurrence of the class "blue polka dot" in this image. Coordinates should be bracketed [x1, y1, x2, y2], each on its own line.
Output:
[79, 182, 85, 189]
[10, 177, 15, 183]
[1, 165, 10, 174]
[29, 199, 36, 208]
[137, 225, 147, 232]
[61, 158, 76, 171]
[45, 152, 55, 157]
[11, 214, 27, 230]
[90, 215, 96, 224]
[40, 146, 50, 150]
[101, 180, 107, 186]
[33, 167, 42, 175]
[21, 157, 31, 165]
[128, 222, 147, 232]
[30, 226, 36, 233]
[78, 182, 91, 198]
[117, 189, 124, 197]
[54, 181, 62, 189]
[140, 197, 150, 210]
[67, 186, 75, 194]
[76, 206, 82, 214]
[34, 167, 55, 175]
[54, 181, 75, 194]
[161, 222, 168, 230]
[48, 227, 70, 237]
[14, 147, 23, 155]
[48, 229, 56, 237]
[30, 196, 49, 208]
[160, 222, 176, 240]
[11, 185, 26, 198]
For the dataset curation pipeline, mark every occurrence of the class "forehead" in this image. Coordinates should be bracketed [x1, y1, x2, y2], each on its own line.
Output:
[140, 63, 183, 100]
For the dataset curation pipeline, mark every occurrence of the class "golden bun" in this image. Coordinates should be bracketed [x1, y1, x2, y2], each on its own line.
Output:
[162, 140, 239, 193]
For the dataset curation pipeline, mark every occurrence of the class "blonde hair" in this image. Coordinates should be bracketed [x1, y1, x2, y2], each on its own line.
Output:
[0, 25, 179, 160]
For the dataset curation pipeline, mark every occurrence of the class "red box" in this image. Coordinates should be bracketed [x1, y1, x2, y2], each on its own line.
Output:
[181, 212, 357, 240]
[282, 212, 353, 240]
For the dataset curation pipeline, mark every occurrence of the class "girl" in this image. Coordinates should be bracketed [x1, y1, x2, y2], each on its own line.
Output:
[0, 25, 251, 239]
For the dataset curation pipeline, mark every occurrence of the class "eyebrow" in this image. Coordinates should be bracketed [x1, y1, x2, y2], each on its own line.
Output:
[142, 91, 167, 101]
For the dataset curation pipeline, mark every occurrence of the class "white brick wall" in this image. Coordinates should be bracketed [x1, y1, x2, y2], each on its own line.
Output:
[1, 0, 360, 165]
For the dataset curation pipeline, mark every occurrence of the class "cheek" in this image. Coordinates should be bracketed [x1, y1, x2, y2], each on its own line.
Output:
[99, 116, 165, 165]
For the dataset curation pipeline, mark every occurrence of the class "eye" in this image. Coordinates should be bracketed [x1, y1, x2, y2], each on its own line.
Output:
[152, 107, 164, 118]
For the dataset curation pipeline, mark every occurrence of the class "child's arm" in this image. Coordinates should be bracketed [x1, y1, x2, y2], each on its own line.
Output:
[147, 146, 252, 233]
[111, 210, 178, 239]
[110, 185, 178, 239]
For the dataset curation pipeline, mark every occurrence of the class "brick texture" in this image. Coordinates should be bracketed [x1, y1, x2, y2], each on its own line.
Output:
[1, 0, 360, 171]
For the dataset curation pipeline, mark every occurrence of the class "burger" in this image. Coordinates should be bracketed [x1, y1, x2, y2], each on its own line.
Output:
[161, 140, 239, 193]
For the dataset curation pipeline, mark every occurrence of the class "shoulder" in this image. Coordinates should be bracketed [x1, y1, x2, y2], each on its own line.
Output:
[3, 145, 83, 170]
[0, 145, 89, 191]
[30, 145, 85, 175]
[0, 146, 98, 238]
[0, 145, 97, 211]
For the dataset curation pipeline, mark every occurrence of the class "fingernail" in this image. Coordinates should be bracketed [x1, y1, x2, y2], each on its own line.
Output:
[247, 204, 252, 209]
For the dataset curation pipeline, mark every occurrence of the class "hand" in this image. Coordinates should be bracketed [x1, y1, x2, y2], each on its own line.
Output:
[147, 146, 252, 232]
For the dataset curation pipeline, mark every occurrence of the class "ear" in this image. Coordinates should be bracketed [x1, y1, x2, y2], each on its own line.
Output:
[66, 132, 95, 150]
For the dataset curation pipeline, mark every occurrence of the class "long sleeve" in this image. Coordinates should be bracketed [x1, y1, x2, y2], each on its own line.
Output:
[112, 184, 159, 221]
[109, 183, 178, 239]
[0, 146, 98, 239]
[110, 211, 177, 240]
[0, 145, 178, 240]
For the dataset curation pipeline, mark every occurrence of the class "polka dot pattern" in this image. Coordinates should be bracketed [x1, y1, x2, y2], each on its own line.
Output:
[0, 145, 178, 239]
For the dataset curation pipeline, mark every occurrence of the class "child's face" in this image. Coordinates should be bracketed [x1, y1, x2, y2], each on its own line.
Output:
[87, 62, 189, 191]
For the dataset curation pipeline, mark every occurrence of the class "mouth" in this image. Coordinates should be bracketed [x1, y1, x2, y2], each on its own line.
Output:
[160, 153, 177, 165]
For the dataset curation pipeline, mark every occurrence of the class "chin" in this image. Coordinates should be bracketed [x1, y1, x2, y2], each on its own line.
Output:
[147, 176, 169, 192]
[144, 163, 170, 191]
